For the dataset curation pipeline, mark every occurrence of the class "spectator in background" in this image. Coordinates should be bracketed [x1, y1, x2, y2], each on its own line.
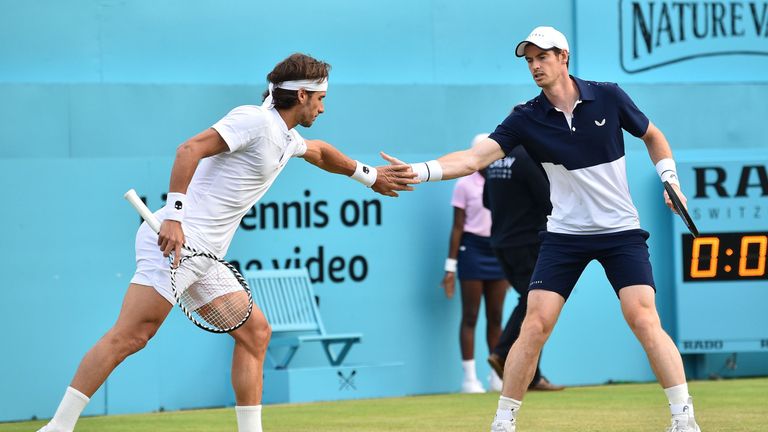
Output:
[442, 133, 508, 393]
[484, 144, 564, 392]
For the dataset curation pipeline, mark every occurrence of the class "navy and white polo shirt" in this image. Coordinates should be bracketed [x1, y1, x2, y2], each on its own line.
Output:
[489, 76, 649, 235]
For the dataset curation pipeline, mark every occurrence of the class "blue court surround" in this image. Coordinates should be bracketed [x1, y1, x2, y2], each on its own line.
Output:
[1, 0, 767, 422]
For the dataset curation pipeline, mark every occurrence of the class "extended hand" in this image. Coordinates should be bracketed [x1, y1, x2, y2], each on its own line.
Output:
[371, 152, 419, 197]
[158, 219, 185, 267]
[380, 152, 407, 166]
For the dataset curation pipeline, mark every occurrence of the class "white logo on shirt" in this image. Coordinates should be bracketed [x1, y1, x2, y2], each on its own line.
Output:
[489, 156, 516, 169]
[595, 119, 606, 126]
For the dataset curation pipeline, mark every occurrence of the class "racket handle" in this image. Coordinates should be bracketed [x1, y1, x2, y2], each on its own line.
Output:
[124, 189, 162, 233]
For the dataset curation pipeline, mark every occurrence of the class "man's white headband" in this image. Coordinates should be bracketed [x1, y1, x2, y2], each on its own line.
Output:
[262, 78, 329, 109]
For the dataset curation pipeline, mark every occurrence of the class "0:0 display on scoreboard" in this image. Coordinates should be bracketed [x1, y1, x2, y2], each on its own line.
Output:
[682, 232, 768, 282]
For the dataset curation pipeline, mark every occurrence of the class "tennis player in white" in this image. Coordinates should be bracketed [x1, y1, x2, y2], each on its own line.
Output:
[38, 53, 417, 432]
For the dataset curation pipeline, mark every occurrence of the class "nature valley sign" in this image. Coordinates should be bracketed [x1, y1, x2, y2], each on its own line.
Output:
[620, 0, 768, 72]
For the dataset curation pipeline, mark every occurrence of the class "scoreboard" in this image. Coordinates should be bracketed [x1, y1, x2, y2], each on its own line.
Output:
[672, 157, 768, 354]
[682, 232, 767, 282]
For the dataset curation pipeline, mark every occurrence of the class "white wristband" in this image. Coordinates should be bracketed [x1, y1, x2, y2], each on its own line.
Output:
[655, 158, 680, 186]
[410, 160, 443, 182]
[351, 160, 378, 187]
[165, 192, 186, 222]
[445, 258, 457, 273]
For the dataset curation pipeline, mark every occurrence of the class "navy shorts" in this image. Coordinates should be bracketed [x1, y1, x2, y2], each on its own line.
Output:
[457, 232, 506, 281]
[529, 229, 655, 301]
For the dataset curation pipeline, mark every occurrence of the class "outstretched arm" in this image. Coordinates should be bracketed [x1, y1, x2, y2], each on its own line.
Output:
[382, 137, 506, 182]
[437, 137, 507, 180]
[300, 139, 356, 174]
[642, 121, 687, 213]
[301, 139, 418, 197]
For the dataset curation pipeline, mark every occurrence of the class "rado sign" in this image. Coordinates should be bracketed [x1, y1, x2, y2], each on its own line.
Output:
[620, 0, 768, 73]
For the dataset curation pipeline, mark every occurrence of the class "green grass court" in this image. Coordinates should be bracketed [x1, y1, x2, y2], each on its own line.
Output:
[6, 378, 766, 431]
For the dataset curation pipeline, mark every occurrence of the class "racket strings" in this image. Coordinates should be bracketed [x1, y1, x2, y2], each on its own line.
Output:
[194, 291, 250, 329]
[173, 256, 252, 332]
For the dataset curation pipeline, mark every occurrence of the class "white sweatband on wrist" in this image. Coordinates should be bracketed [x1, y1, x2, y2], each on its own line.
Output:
[351, 160, 377, 187]
[165, 192, 186, 222]
[445, 258, 457, 273]
[655, 158, 680, 186]
[410, 160, 443, 182]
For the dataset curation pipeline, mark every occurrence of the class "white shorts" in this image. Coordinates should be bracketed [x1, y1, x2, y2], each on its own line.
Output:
[130, 216, 239, 309]
[130, 219, 178, 305]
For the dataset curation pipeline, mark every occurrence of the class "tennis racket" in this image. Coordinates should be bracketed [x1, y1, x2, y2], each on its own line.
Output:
[663, 181, 699, 238]
[124, 189, 253, 333]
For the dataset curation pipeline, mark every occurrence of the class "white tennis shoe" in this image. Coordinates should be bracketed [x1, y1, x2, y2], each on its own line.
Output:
[461, 378, 486, 393]
[665, 398, 701, 432]
[666, 418, 701, 432]
[488, 371, 504, 392]
[490, 418, 516, 432]
[36, 424, 70, 432]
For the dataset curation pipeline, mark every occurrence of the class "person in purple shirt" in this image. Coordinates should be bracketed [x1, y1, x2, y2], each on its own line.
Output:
[386, 26, 701, 432]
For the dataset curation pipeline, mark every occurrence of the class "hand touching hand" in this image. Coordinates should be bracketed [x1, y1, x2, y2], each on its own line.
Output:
[370, 151, 419, 197]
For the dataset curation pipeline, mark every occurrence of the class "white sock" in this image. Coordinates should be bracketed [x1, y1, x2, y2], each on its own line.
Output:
[235, 405, 263, 432]
[461, 359, 478, 382]
[664, 383, 690, 406]
[49, 387, 90, 431]
[495, 396, 522, 422]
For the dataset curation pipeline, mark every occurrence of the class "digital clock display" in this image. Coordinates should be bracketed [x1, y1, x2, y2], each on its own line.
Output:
[682, 232, 768, 281]
[671, 157, 768, 354]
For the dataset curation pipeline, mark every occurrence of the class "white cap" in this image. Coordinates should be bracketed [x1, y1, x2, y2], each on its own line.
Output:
[515, 26, 570, 57]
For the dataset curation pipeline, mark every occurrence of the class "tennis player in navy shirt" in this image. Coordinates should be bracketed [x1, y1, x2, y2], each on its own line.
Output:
[386, 26, 701, 432]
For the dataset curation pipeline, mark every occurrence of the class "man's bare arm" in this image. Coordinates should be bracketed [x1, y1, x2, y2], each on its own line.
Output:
[161, 128, 230, 265]
[383, 137, 506, 182]
[302, 139, 418, 197]
[641, 121, 687, 213]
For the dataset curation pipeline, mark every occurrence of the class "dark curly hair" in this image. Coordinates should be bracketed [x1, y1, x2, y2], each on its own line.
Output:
[261, 53, 331, 109]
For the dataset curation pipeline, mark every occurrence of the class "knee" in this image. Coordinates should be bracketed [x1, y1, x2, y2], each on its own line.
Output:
[234, 315, 272, 354]
[259, 320, 272, 346]
[249, 316, 272, 347]
[462, 310, 479, 328]
[486, 311, 503, 328]
[520, 314, 554, 345]
[107, 326, 156, 358]
[627, 311, 661, 339]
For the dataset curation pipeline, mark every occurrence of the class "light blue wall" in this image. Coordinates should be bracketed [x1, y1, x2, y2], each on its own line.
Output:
[1, 0, 767, 422]
[0, 0, 569, 85]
